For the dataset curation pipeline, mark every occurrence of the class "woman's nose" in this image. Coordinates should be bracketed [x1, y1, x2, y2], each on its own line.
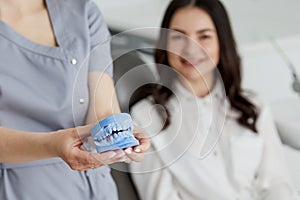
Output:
[182, 39, 204, 57]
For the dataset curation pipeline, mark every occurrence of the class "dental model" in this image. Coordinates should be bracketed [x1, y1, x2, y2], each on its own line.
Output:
[90, 113, 140, 153]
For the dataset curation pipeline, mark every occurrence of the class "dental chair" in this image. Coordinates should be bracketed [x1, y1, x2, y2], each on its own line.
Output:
[111, 50, 156, 200]
[271, 99, 300, 197]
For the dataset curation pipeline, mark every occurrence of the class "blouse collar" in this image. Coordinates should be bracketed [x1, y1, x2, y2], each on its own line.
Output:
[172, 78, 226, 104]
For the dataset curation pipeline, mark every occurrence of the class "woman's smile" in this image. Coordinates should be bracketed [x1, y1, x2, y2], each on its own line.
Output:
[180, 57, 207, 68]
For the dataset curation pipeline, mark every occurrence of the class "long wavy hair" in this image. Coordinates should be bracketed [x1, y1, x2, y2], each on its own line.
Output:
[135, 0, 259, 132]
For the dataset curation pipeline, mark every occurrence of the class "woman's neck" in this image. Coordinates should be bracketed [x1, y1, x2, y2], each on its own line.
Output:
[0, 0, 45, 14]
[179, 72, 215, 98]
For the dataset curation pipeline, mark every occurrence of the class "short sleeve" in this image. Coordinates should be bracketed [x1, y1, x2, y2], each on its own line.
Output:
[87, 1, 113, 76]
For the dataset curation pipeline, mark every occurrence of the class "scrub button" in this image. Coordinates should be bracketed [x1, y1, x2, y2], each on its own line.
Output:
[79, 98, 85, 104]
[71, 58, 77, 65]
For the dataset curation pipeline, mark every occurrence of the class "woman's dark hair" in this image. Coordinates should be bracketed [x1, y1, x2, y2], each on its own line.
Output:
[139, 0, 259, 132]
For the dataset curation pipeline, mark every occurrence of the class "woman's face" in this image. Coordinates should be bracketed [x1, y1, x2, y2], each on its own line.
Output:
[167, 6, 220, 82]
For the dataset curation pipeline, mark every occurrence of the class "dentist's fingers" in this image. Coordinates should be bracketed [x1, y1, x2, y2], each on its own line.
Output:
[74, 123, 96, 141]
[123, 147, 144, 163]
[92, 149, 126, 165]
[67, 149, 127, 171]
[132, 126, 151, 154]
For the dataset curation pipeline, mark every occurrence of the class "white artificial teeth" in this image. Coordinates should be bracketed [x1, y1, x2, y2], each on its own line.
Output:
[90, 113, 139, 153]
[109, 136, 114, 143]
[103, 140, 109, 145]
[121, 132, 126, 138]
[124, 131, 129, 137]
[99, 140, 105, 146]
[99, 135, 103, 141]
[117, 132, 122, 138]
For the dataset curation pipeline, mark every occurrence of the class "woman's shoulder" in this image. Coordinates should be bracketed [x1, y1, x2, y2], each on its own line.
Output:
[242, 90, 269, 110]
[242, 90, 275, 126]
[226, 90, 268, 118]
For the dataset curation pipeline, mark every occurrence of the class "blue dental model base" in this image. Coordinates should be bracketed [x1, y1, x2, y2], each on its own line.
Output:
[90, 113, 140, 153]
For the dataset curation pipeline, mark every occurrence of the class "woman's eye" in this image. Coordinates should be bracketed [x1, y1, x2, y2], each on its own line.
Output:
[199, 35, 211, 40]
[170, 34, 184, 40]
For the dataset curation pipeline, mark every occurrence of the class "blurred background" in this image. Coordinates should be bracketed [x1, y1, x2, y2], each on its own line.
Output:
[93, 0, 300, 199]
[95, 0, 300, 101]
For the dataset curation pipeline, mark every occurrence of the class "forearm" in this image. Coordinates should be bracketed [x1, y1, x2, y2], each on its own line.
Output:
[0, 126, 57, 163]
[86, 72, 121, 124]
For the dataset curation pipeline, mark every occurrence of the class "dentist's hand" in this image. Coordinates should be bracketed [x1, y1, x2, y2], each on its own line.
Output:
[123, 125, 151, 163]
[52, 125, 127, 171]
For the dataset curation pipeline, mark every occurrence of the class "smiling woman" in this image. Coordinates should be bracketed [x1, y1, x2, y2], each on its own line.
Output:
[166, 6, 219, 95]
[128, 0, 298, 200]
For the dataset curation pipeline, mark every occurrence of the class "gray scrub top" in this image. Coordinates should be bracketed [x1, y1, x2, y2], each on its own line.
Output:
[0, 0, 117, 199]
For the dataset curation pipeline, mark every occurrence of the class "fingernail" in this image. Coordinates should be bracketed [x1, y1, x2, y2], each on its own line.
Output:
[119, 157, 126, 162]
[125, 149, 132, 154]
[108, 152, 117, 158]
[134, 148, 141, 153]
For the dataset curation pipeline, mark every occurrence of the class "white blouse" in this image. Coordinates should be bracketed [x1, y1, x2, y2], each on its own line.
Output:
[130, 80, 297, 200]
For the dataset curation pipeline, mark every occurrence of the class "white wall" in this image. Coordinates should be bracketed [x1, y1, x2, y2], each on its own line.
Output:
[240, 35, 300, 103]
